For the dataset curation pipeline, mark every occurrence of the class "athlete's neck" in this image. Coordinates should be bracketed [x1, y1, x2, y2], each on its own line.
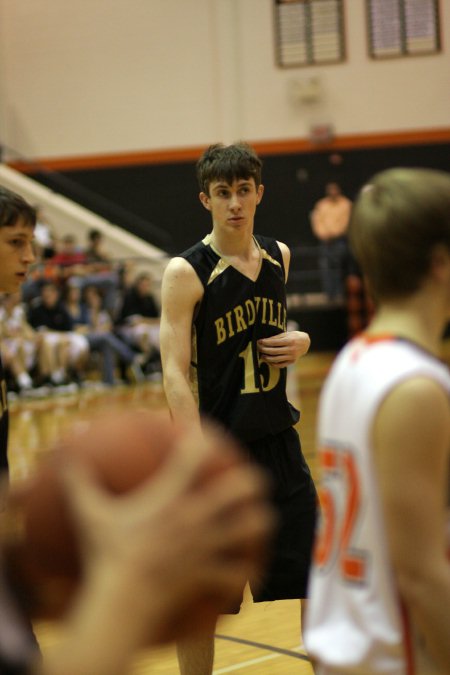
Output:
[367, 302, 445, 357]
[209, 231, 256, 260]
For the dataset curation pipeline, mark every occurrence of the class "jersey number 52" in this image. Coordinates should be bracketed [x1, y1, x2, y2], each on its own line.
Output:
[314, 445, 368, 584]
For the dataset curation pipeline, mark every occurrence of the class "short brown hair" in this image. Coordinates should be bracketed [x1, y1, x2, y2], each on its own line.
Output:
[349, 168, 450, 301]
[196, 142, 262, 195]
[0, 186, 36, 228]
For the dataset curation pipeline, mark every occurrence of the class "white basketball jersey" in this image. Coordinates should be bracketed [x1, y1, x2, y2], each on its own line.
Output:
[304, 336, 450, 675]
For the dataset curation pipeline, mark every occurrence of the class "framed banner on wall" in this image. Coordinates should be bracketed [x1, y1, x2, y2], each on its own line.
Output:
[366, 0, 441, 59]
[274, 0, 346, 67]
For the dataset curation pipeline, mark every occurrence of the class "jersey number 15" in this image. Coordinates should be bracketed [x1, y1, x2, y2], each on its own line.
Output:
[239, 341, 280, 394]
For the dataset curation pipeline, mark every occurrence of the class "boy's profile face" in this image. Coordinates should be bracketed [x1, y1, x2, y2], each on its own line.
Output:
[199, 178, 264, 232]
[0, 219, 35, 294]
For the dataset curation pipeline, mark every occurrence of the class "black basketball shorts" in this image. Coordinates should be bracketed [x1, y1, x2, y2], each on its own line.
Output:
[227, 426, 318, 613]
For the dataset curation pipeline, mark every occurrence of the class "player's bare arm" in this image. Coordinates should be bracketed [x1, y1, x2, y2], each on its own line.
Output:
[160, 257, 204, 426]
[258, 240, 311, 368]
[373, 377, 450, 672]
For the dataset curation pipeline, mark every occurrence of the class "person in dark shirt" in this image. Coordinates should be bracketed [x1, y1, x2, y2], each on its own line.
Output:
[27, 282, 89, 386]
[63, 284, 144, 385]
[116, 273, 160, 369]
[28, 282, 73, 332]
[83, 229, 112, 267]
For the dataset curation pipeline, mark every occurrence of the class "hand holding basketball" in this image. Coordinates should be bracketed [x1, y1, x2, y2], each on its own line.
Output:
[3, 410, 274, 644]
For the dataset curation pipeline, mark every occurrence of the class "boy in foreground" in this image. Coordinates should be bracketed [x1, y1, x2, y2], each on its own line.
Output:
[305, 168, 450, 674]
[0, 185, 274, 675]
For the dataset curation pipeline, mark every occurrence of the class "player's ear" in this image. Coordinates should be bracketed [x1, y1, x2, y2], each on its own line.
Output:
[199, 192, 211, 212]
[429, 244, 450, 284]
[256, 184, 264, 205]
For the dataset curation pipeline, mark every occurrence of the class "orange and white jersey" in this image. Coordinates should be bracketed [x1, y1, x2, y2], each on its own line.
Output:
[304, 336, 450, 675]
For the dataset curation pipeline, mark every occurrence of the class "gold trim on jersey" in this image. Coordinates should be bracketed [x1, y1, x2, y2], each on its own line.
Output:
[202, 234, 281, 285]
[190, 326, 200, 406]
[202, 234, 231, 285]
[207, 258, 230, 285]
[0, 379, 7, 420]
[260, 246, 282, 269]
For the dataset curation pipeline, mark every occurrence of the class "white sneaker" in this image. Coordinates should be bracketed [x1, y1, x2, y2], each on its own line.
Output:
[17, 372, 33, 390]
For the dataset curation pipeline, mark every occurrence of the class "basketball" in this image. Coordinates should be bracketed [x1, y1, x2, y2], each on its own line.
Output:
[3, 408, 245, 635]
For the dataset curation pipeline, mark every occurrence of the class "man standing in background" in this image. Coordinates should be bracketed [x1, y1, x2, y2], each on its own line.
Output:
[310, 181, 352, 301]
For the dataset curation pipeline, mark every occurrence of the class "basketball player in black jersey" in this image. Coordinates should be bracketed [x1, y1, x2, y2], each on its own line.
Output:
[160, 142, 318, 675]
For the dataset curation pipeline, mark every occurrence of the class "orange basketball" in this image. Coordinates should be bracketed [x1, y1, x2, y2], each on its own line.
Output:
[3, 409, 246, 636]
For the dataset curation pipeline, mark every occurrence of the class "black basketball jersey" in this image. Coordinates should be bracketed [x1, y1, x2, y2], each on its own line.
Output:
[180, 234, 299, 443]
[0, 354, 9, 473]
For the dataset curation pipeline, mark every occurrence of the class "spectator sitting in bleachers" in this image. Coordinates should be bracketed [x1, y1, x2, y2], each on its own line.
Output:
[20, 243, 61, 304]
[84, 229, 112, 267]
[49, 232, 120, 314]
[33, 206, 57, 260]
[0, 292, 67, 396]
[115, 272, 161, 374]
[50, 233, 87, 277]
[21, 232, 83, 304]
[0, 293, 38, 393]
[63, 284, 144, 386]
[27, 282, 89, 387]
[82, 229, 122, 313]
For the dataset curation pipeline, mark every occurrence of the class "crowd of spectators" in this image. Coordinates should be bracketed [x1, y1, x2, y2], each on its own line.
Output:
[0, 223, 162, 399]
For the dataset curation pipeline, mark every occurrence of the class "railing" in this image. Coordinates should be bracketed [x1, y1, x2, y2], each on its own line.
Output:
[1, 142, 172, 251]
[287, 245, 322, 294]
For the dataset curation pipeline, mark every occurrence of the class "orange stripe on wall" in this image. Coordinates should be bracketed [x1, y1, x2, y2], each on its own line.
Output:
[7, 127, 450, 173]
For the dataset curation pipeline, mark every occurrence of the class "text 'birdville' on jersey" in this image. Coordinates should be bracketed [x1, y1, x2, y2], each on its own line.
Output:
[214, 297, 287, 345]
